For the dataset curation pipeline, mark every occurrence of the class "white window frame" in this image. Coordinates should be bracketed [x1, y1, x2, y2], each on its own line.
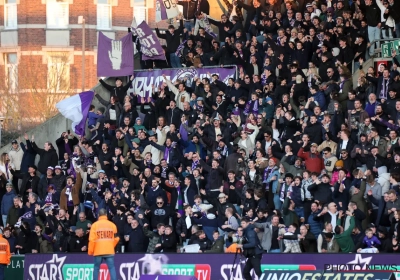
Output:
[47, 53, 70, 93]
[97, 0, 112, 30]
[4, 0, 18, 29]
[46, 0, 69, 29]
[4, 53, 18, 93]
[134, 6, 147, 25]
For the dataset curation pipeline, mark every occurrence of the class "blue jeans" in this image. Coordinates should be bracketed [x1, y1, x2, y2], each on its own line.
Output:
[2, 215, 7, 227]
[184, 20, 194, 32]
[382, 27, 393, 41]
[273, 194, 282, 210]
[0, 264, 5, 280]
[396, 22, 400, 38]
[368, 26, 381, 56]
[294, 207, 304, 219]
[93, 255, 117, 280]
[269, 249, 281, 253]
[169, 53, 181, 68]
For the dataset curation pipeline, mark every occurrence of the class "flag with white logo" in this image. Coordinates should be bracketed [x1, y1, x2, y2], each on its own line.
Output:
[97, 32, 134, 77]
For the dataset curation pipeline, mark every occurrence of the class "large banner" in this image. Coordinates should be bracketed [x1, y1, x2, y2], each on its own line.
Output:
[97, 32, 134, 77]
[131, 20, 166, 61]
[24, 253, 399, 280]
[155, 0, 179, 22]
[127, 67, 236, 97]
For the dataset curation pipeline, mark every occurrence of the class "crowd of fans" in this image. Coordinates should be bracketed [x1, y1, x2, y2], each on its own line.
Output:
[1, 0, 400, 255]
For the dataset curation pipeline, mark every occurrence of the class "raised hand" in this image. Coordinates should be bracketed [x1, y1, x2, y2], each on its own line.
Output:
[108, 40, 123, 70]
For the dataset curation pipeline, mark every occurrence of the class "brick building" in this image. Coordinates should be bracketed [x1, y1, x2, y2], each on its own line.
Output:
[0, 0, 156, 128]
[0, 0, 226, 129]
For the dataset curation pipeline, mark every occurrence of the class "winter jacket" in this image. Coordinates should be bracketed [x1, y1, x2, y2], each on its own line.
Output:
[6, 206, 19, 227]
[1, 190, 16, 216]
[60, 173, 82, 210]
[201, 237, 223, 253]
[307, 182, 333, 205]
[38, 176, 54, 200]
[143, 226, 162, 253]
[8, 147, 24, 171]
[88, 215, 119, 256]
[99, 79, 133, 102]
[155, 20, 184, 54]
[20, 140, 37, 173]
[0, 234, 11, 265]
[297, 148, 324, 174]
[125, 225, 148, 253]
[308, 210, 323, 238]
[335, 216, 355, 253]
[31, 142, 58, 175]
[95, 94, 123, 124]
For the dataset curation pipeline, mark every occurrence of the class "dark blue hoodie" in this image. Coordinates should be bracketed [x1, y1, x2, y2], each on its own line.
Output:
[1, 189, 16, 215]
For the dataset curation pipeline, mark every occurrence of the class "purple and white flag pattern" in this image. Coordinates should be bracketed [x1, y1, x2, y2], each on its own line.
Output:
[131, 19, 166, 61]
[97, 32, 134, 77]
[56, 91, 95, 136]
[155, 0, 168, 22]
[155, 0, 179, 22]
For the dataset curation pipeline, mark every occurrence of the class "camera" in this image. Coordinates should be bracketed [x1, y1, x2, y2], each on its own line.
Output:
[228, 232, 242, 244]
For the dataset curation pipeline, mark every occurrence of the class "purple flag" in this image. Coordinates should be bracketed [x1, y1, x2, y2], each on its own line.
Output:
[132, 21, 166, 61]
[127, 67, 236, 99]
[155, 0, 168, 22]
[97, 32, 134, 77]
[56, 91, 95, 136]
[155, 0, 179, 21]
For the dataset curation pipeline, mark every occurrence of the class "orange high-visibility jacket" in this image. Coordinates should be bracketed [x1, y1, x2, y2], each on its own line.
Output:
[0, 234, 11, 265]
[88, 216, 120, 256]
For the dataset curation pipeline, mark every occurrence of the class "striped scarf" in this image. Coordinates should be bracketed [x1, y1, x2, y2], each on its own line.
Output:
[203, 16, 217, 38]
[176, 185, 184, 216]
[175, 40, 187, 57]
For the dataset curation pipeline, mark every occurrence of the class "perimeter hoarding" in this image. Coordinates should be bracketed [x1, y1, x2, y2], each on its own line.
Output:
[24, 253, 398, 280]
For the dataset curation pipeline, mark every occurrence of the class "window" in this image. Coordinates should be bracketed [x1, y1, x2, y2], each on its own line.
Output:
[97, 0, 111, 30]
[134, 7, 147, 24]
[4, 53, 18, 93]
[47, 52, 70, 92]
[4, 0, 17, 29]
[47, 0, 69, 29]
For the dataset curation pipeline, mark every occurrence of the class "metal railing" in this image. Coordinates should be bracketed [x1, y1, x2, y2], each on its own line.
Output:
[352, 38, 398, 73]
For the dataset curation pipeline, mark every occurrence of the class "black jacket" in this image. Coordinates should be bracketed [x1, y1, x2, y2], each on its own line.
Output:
[55, 136, 79, 161]
[155, 21, 184, 54]
[31, 142, 58, 174]
[154, 233, 177, 253]
[126, 225, 149, 252]
[359, 1, 381, 27]
[99, 79, 132, 102]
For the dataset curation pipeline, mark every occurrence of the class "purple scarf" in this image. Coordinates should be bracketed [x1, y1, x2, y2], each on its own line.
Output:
[5, 162, 9, 180]
[192, 160, 199, 170]
[179, 121, 189, 142]
[175, 40, 187, 57]
[45, 193, 53, 204]
[64, 142, 72, 155]
[164, 146, 171, 161]
[263, 166, 274, 181]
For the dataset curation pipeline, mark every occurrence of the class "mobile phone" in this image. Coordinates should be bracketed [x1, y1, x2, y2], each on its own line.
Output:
[67, 129, 70, 134]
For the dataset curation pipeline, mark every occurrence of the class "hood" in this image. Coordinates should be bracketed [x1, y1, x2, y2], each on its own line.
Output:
[5, 190, 16, 196]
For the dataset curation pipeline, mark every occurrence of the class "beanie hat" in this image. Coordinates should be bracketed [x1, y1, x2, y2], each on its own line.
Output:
[335, 160, 344, 168]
